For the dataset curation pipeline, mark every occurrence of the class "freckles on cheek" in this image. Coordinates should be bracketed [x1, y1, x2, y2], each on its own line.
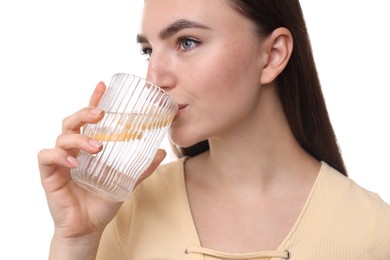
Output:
[196, 42, 256, 99]
[212, 60, 244, 98]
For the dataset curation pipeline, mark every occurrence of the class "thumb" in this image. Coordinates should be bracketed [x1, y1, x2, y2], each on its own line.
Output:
[135, 149, 167, 186]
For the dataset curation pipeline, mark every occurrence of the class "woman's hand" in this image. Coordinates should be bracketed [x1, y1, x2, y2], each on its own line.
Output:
[37, 82, 166, 259]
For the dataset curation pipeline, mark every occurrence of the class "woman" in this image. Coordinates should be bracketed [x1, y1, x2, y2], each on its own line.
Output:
[38, 0, 390, 259]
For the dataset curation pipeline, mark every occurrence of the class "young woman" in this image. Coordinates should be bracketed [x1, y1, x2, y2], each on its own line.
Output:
[38, 0, 390, 259]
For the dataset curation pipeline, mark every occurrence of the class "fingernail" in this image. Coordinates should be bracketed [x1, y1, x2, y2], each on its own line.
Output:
[90, 108, 103, 115]
[67, 156, 79, 168]
[88, 139, 103, 149]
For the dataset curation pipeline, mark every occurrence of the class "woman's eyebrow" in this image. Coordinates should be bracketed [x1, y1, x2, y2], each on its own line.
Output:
[159, 19, 211, 39]
[136, 18, 211, 44]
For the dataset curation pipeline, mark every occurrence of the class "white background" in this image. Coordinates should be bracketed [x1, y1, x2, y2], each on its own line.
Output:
[0, 1, 389, 259]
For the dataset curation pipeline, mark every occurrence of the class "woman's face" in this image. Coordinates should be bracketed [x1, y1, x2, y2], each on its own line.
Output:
[139, 0, 267, 147]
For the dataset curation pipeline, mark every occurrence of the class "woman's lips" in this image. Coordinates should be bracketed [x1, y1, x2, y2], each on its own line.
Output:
[178, 104, 188, 110]
[175, 104, 188, 117]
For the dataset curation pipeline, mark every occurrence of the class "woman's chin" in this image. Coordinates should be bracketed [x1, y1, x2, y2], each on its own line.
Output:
[168, 134, 201, 150]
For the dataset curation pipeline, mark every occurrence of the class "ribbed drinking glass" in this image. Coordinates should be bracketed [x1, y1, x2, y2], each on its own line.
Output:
[71, 73, 178, 201]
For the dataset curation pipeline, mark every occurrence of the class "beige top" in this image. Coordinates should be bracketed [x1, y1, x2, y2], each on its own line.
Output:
[96, 158, 390, 259]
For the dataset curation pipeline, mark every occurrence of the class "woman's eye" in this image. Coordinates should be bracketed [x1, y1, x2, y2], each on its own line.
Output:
[140, 47, 152, 58]
[178, 38, 200, 51]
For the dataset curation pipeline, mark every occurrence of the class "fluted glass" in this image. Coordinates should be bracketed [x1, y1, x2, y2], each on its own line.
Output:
[71, 73, 178, 201]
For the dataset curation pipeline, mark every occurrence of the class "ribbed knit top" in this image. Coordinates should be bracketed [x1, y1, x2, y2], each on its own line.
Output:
[96, 158, 390, 259]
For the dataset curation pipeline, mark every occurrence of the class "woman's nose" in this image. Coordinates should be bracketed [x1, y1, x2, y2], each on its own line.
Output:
[146, 50, 175, 91]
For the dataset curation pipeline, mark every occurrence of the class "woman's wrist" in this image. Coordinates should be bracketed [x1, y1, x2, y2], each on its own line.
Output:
[49, 231, 103, 260]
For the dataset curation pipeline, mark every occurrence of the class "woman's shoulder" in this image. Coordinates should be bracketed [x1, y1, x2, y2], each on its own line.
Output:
[318, 162, 390, 234]
[291, 163, 390, 257]
[319, 162, 390, 209]
[98, 157, 191, 258]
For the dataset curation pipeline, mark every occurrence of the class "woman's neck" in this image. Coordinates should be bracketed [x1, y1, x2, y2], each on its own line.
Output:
[185, 84, 320, 194]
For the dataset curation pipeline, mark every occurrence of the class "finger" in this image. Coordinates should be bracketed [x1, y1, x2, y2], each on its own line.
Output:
[135, 149, 167, 186]
[89, 81, 107, 107]
[55, 133, 103, 155]
[37, 148, 80, 195]
[61, 82, 106, 135]
[37, 148, 77, 178]
[146, 149, 167, 174]
[62, 106, 104, 134]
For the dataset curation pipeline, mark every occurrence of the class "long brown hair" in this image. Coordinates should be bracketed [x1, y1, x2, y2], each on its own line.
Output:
[173, 0, 347, 176]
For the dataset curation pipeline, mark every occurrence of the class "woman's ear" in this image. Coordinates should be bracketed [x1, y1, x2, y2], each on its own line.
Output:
[260, 27, 293, 84]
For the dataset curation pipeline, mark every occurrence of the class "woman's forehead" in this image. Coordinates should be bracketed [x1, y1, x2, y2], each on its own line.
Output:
[140, 0, 248, 36]
[144, 0, 242, 24]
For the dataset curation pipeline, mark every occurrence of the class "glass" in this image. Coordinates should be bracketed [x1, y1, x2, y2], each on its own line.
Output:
[70, 73, 178, 201]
